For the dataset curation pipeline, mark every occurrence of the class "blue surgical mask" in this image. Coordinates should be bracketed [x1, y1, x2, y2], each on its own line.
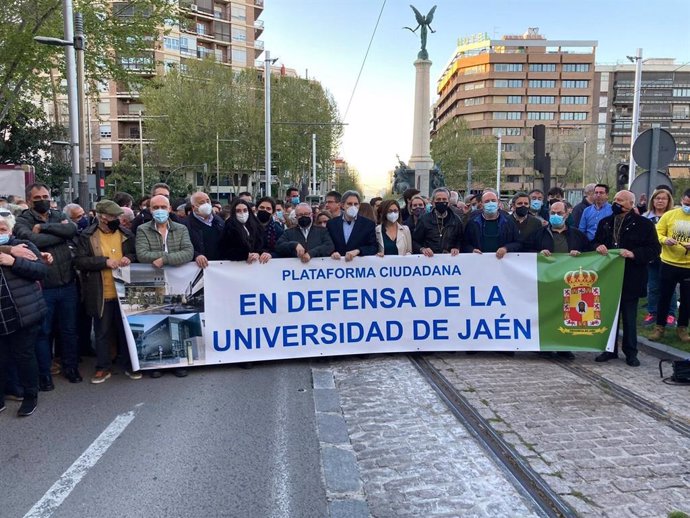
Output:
[683, 205, 690, 215]
[152, 209, 169, 224]
[291, 196, 300, 205]
[276, 210, 284, 220]
[484, 201, 498, 215]
[425, 203, 433, 213]
[530, 199, 543, 211]
[0, 234, 10, 245]
[549, 214, 565, 227]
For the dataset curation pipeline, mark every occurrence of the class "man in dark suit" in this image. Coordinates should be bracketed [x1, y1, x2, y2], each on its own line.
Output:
[326, 190, 377, 261]
[186, 191, 225, 269]
[275, 203, 334, 261]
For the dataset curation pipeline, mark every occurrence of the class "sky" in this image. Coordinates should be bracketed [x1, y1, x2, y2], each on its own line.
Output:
[261, 0, 690, 198]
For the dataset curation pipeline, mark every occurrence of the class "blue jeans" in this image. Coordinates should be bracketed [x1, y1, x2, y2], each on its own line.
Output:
[35, 282, 79, 378]
[647, 260, 677, 316]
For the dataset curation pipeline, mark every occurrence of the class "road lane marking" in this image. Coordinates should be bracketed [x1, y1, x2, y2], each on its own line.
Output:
[24, 410, 137, 518]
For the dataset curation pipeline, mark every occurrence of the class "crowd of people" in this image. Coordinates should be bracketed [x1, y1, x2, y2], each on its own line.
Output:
[1, 180, 687, 418]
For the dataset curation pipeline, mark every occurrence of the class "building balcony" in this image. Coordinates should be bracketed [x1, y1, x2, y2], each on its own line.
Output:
[254, 39, 264, 50]
[254, 19, 264, 38]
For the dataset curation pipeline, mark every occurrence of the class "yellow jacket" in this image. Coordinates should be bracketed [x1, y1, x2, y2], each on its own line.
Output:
[657, 208, 690, 267]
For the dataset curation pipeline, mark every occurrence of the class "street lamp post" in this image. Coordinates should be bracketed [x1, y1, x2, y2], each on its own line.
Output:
[628, 49, 643, 183]
[311, 133, 317, 197]
[264, 51, 278, 196]
[139, 112, 145, 196]
[34, 0, 80, 201]
[495, 131, 502, 197]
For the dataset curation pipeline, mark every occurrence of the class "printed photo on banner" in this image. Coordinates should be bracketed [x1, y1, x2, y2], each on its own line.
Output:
[114, 263, 205, 370]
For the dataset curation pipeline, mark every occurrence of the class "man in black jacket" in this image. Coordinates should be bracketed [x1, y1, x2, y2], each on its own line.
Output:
[131, 183, 182, 234]
[593, 190, 660, 367]
[527, 201, 591, 257]
[14, 183, 82, 389]
[187, 191, 224, 269]
[464, 190, 521, 258]
[412, 188, 462, 256]
[327, 190, 377, 261]
[276, 203, 334, 261]
[74, 200, 138, 384]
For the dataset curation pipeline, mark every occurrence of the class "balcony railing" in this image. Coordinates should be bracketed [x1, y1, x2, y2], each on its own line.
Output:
[254, 39, 264, 49]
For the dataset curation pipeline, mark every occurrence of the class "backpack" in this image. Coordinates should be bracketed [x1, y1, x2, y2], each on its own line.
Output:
[659, 359, 690, 385]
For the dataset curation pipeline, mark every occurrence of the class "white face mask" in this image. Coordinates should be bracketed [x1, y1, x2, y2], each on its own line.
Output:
[198, 203, 212, 216]
[236, 212, 249, 224]
[386, 211, 399, 223]
[346, 206, 359, 219]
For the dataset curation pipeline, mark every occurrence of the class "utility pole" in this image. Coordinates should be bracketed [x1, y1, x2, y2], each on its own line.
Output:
[628, 48, 643, 183]
[264, 51, 273, 197]
[75, 12, 89, 207]
[582, 135, 587, 189]
[495, 131, 502, 197]
[466, 157, 473, 196]
[312, 133, 317, 196]
[138, 112, 144, 196]
[63, 0, 80, 201]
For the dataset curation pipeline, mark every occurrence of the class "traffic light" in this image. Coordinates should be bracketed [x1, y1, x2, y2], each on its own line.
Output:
[95, 162, 106, 199]
[616, 163, 629, 191]
[533, 124, 546, 172]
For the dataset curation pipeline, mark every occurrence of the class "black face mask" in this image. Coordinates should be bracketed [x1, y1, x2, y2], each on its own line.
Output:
[107, 219, 121, 232]
[33, 200, 50, 214]
[514, 206, 529, 218]
[435, 202, 449, 214]
[256, 210, 272, 224]
[298, 216, 312, 229]
[611, 202, 624, 215]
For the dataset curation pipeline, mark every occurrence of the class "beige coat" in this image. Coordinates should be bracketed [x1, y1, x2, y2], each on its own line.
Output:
[375, 223, 412, 255]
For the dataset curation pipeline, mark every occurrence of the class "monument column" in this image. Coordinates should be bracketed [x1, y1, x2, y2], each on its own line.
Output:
[408, 58, 434, 196]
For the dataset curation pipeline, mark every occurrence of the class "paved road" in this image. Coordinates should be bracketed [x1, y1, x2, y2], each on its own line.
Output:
[0, 361, 326, 518]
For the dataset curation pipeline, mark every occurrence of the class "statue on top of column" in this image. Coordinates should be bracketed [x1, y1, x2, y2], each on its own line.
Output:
[404, 5, 437, 60]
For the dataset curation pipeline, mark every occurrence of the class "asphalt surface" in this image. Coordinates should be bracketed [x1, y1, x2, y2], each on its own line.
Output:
[0, 360, 327, 518]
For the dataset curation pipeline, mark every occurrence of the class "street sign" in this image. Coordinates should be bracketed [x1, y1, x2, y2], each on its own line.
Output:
[629, 170, 673, 202]
[632, 128, 676, 170]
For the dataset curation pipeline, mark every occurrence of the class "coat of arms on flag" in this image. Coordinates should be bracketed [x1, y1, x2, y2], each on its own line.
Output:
[559, 266, 607, 336]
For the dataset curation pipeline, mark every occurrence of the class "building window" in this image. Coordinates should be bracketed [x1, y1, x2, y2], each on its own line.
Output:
[231, 48, 246, 65]
[563, 64, 590, 72]
[231, 4, 246, 20]
[493, 112, 521, 120]
[163, 58, 177, 73]
[163, 36, 179, 51]
[503, 143, 519, 152]
[100, 146, 113, 161]
[98, 101, 110, 115]
[528, 63, 556, 72]
[561, 96, 588, 104]
[99, 124, 111, 138]
[461, 64, 487, 75]
[232, 26, 246, 42]
[196, 23, 207, 36]
[506, 175, 521, 182]
[464, 97, 484, 106]
[560, 112, 587, 121]
[465, 81, 485, 90]
[506, 96, 522, 104]
[527, 112, 555, 120]
[493, 128, 522, 136]
[215, 22, 230, 42]
[494, 63, 523, 72]
[528, 96, 555, 104]
[528, 80, 556, 88]
[504, 159, 521, 167]
[494, 79, 523, 88]
[562, 80, 589, 89]
[673, 88, 690, 97]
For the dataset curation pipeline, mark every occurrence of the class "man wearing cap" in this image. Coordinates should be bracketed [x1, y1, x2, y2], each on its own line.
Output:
[74, 200, 140, 384]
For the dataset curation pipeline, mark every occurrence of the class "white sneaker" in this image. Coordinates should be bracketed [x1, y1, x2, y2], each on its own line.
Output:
[125, 370, 142, 380]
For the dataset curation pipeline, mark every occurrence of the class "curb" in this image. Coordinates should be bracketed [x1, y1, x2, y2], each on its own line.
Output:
[635, 335, 690, 361]
[311, 363, 370, 518]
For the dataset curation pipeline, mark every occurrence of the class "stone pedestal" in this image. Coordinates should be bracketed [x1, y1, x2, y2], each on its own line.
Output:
[409, 59, 434, 196]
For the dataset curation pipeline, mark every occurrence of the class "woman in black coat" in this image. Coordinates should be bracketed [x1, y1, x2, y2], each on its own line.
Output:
[0, 215, 48, 417]
[219, 198, 272, 263]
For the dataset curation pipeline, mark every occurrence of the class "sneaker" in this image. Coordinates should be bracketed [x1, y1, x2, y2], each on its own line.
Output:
[642, 313, 656, 326]
[90, 370, 111, 384]
[666, 315, 677, 327]
[17, 397, 37, 417]
[125, 370, 142, 380]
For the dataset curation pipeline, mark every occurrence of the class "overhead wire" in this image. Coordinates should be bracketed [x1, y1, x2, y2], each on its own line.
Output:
[343, 0, 387, 122]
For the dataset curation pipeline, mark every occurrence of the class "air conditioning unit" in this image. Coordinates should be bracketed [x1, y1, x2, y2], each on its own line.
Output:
[190, 4, 198, 11]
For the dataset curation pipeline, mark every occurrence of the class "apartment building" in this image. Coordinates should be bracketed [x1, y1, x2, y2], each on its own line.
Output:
[595, 59, 690, 179]
[433, 28, 597, 191]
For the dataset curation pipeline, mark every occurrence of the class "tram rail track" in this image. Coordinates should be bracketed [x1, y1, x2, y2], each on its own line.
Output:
[552, 359, 690, 439]
[409, 354, 578, 518]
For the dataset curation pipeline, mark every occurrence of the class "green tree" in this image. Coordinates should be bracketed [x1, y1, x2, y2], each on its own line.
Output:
[106, 144, 190, 199]
[430, 118, 497, 190]
[334, 165, 363, 194]
[0, 99, 70, 194]
[142, 59, 264, 193]
[0, 0, 176, 126]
